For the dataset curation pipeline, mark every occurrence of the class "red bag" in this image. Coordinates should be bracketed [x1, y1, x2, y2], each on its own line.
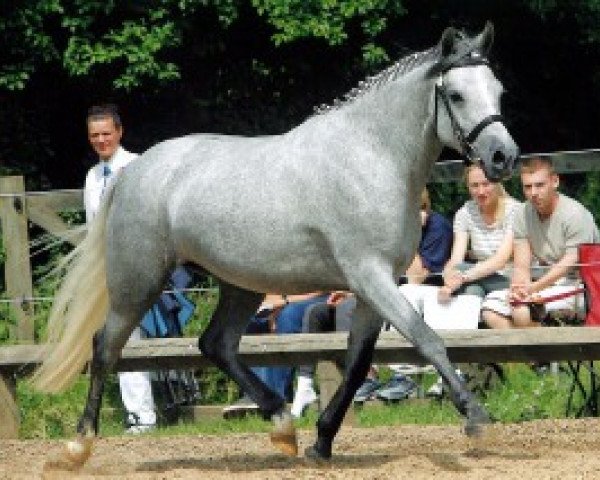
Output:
[579, 244, 600, 326]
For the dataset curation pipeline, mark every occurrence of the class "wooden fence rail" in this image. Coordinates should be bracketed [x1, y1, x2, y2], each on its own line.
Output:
[2, 328, 600, 373]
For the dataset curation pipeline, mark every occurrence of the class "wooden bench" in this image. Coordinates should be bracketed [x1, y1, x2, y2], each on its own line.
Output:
[3, 327, 600, 438]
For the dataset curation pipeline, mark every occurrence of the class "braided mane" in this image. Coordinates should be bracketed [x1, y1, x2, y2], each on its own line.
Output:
[314, 46, 440, 115]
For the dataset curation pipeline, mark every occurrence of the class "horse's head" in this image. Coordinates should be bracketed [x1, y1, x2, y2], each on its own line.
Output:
[428, 22, 519, 182]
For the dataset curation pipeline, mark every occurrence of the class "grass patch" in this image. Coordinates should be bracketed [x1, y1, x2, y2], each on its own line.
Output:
[15, 362, 596, 439]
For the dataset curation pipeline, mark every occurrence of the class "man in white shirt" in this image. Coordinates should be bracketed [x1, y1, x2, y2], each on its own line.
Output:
[84, 104, 157, 432]
[84, 105, 137, 221]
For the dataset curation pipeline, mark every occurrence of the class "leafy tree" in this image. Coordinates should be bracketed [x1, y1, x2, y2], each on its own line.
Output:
[1, 0, 408, 92]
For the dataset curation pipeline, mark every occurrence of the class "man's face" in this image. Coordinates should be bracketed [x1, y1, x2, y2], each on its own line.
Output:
[87, 117, 122, 161]
[520, 165, 559, 217]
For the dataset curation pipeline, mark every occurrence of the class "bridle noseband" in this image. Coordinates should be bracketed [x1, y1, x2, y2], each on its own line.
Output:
[434, 54, 504, 166]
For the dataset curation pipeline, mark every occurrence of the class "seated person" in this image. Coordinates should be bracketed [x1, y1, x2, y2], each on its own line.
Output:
[223, 292, 328, 418]
[439, 163, 520, 304]
[291, 189, 453, 415]
[482, 156, 600, 328]
[414, 164, 518, 395]
[401, 187, 453, 286]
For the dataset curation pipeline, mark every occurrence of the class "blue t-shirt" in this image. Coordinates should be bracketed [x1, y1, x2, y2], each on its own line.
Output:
[419, 211, 453, 273]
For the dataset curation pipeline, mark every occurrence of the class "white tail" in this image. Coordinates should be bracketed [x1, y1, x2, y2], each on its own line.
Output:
[31, 188, 115, 393]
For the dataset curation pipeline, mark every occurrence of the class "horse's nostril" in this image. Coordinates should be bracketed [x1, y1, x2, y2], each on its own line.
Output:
[492, 151, 505, 165]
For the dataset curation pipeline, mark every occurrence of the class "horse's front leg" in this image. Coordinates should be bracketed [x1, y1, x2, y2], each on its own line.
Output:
[355, 262, 490, 435]
[306, 299, 383, 460]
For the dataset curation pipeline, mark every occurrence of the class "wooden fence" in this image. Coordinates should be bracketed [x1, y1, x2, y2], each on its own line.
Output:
[1, 148, 600, 438]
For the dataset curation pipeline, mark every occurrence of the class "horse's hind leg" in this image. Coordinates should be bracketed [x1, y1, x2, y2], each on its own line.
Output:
[307, 298, 383, 460]
[66, 307, 149, 466]
[67, 239, 171, 464]
[199, 282, 297, 455]
[76, 308, 146, 432]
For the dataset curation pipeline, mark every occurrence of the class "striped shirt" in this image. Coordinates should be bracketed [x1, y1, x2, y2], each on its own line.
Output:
[453, 196, 520, 262]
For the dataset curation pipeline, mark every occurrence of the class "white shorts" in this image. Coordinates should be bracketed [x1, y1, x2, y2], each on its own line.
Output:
[398, 284, 481, 330]
[482, 281, 585, 317]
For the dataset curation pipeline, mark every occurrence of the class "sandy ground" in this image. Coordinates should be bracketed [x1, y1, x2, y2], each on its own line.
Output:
[1, 419, 600, 479]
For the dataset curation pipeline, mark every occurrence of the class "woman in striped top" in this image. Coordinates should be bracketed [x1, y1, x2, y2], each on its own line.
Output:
[439, 164, 520, 302]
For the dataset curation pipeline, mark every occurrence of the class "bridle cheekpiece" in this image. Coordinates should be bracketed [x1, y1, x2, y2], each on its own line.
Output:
[434, 52, 504, 167]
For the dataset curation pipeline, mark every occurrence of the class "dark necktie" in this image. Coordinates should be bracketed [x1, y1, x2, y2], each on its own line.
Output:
[101, 163, 112, 197]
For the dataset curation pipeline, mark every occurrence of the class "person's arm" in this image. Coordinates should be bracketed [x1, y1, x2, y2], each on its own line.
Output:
[327, 291, 352, 305]
[509, 238, 532, 302]
[529, 250, 578, 294]
[286, 292, 322, 303]
[414, 213, 453, 283]
[461, 230, 514, 283]
[259, 294, 286, 310]
[261, 292, 322, 311]
[442, 231, 469, 290]
[405, 254, 429, 284]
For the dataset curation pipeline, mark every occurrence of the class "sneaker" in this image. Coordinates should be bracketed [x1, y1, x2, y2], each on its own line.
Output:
[376, 374, 417, 401]
[531, 362, 551, 376]
[426, 377, 444, 398]
[353, 378, 381, 403]
[222, 395, 260, 419]
[291, 385, 318, 418]
[125, 424, 155, 435]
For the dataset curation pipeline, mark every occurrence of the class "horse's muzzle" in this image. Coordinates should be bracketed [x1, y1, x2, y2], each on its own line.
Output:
[480, 137, 519, 182]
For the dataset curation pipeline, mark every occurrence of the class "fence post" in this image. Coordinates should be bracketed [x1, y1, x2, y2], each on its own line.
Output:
[0, 176, 34, 342]
[316, 360, 355, 426]
[0, 373, 19, 438]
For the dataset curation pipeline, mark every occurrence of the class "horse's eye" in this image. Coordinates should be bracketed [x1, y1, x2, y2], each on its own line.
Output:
[449, 92, 463, 103]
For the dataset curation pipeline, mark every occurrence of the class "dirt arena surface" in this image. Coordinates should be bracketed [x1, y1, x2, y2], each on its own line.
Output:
[2, 418, 600, 479]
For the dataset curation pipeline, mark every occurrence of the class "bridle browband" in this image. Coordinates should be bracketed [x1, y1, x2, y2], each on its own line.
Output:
[434, 53, 504, 166]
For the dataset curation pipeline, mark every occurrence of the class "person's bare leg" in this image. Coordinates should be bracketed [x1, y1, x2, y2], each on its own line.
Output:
[512, 305, 540, 328]
[482, 309, 513, 329]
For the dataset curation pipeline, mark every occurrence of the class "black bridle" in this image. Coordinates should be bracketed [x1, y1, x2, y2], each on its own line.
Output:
[434, 55, 504, 166]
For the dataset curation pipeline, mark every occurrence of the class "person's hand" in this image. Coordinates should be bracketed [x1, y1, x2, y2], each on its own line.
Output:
[443, 269, 464, 291]
[437, 286, 453, 303]
[509, 283, 539, 304]
[327, 291, 352, 306]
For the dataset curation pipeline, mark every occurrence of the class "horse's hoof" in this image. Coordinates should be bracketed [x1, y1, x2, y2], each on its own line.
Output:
[270, 430, 298, 456]
[464, 403, 491, 437]
[465, 421, 485, 437]
[304, 442, 332, 461]
[270, 410, 298, 456]
[64, 435, 93, 467]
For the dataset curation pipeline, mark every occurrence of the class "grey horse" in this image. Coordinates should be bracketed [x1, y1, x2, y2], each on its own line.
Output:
[31, 22, 518, 464]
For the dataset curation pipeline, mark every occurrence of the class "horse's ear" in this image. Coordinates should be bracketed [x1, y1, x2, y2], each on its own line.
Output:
[440, 27, 461, 57]
[477, 21, 494, 56]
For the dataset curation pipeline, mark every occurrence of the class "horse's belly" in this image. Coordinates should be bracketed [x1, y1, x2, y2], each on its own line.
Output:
[176, 231, 346, 294]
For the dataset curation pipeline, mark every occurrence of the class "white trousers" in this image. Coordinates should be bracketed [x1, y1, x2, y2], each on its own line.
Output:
[118, 327, 157, 426]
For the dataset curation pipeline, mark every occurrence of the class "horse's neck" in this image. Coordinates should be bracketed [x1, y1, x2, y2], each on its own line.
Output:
[344, 69, 441, 184]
